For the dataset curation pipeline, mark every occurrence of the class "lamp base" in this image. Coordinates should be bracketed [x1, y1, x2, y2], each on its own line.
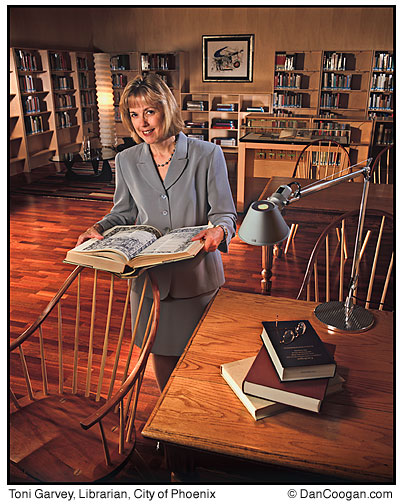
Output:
[314, 301, 374, 332]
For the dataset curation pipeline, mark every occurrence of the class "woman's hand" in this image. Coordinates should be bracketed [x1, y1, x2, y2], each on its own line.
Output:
[192, 226, 224, 253]
[76, 225, 104, 247]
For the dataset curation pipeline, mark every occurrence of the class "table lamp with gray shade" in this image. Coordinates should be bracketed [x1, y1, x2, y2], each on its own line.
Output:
[238, 160, 374, 332]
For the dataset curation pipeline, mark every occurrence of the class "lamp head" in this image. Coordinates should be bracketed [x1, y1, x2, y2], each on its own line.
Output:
[238, 200, 291, 246]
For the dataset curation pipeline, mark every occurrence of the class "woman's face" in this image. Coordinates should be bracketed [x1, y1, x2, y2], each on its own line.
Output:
[128, 97, 165, 145]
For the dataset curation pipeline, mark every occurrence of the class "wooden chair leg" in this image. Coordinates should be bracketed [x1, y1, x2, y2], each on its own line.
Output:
[284, 223, 298, 255]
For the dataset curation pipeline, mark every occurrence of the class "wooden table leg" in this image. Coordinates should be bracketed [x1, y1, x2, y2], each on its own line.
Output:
[163, 443, 198, 482]
[261, 245, 274, 295]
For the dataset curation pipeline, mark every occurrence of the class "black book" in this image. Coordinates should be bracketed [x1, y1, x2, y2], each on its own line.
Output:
[260, 320, 336, 381]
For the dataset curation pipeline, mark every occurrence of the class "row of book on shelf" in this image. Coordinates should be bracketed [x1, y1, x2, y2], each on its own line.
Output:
[52, 75, 73, 91]
[221, 319, 343, 420]
[19, 75, 39, 93]
[55, 93, 75, 110]
[24, 115, 44, 135]
[76, 56, 90, 71]
[141, 53, 176, 71]
[80, 90, 97, 107]
[185, 135, 237, 147]
[368, 93, 393, 111]
[273, 92, 303, 108]
[323, 52, 347, 71]
[186, 101, 266, 113]
[376, 123, 393, 145]
[112, 73, 128, 89]
[275, 53, 297, 71]
[49, 52, 71, 71]
[82, 107, 97, 124]
[16, 49, 40, 71]
[56, 110, 74, 128]
[274, 72, 302, 89]
[373, 52, 394, 71]
[22, 95, 42, 114]
[322, 73, 352, 90]
[320, 92, 345, 109]
[370, 73, 394, 91]
[78, 72, 91, 89]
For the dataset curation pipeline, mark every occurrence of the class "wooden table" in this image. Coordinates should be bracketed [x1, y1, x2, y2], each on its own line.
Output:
[257, 176, 394, 294]
[259, 176, 394, 215]
[142, 290, 394, 483]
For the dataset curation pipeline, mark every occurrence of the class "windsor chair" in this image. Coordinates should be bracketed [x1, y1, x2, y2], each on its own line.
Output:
[10, 267, 160, 483]
[283, 139, 353, 254]
[370, 144, 394, 185]
[297, 209, 394, 312]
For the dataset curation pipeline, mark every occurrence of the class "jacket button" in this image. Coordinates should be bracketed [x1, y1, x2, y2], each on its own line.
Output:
[162, 210, 168, 216]
[161, 194, 167, 199]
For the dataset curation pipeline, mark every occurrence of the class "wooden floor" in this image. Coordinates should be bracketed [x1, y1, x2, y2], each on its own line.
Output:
[9, 166, 392, 483]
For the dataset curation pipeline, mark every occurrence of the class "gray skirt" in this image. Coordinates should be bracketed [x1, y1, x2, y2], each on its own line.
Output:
[131, 289, 218, 356]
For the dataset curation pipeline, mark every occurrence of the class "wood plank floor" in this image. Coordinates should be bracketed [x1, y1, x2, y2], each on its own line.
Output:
[9, 169, 393, 483]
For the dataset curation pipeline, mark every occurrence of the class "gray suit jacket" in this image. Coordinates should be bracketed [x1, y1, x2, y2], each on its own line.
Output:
[97, 132, 237, 300]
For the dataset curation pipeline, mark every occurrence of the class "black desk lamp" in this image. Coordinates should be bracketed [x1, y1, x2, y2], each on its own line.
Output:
[238, 160, 374, 332]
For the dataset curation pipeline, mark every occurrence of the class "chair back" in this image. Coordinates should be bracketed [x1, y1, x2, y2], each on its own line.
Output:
[10, 266, 160, 482]
[297, 209, 394, 312]
[370, 145, 394, 184]
[293, 139, 352, 179]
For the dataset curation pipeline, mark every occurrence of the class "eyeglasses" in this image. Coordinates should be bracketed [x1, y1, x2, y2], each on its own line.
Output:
[279, 321, 307, 345]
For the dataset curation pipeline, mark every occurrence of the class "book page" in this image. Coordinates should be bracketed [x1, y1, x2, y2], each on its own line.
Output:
[138, 226, 208, 255]
[75, 225, 161, 261]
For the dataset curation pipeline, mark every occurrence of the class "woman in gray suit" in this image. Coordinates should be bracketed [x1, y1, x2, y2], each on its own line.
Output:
[76, 74, 237, 391]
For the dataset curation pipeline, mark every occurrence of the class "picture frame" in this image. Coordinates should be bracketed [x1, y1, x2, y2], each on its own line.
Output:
[202, 34, 254, 82]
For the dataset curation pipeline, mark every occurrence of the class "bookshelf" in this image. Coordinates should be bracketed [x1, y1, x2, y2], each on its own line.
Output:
[73, 52, 99, 140]
[368, 51, 394, 119]
[10, 50, 27, 175]
[209, 94, 239, 149]
[368, 51, 394, 161]
[140, 51, 188, 104]
[319, 51, 372, 120]
[181, 93, 210, 142]
[110, 52, 140, 141]
[48, 50, 82, 157]
[180, 92, 273, 151]
[273, 51, 321, 117]
[11, 47, 57, 174]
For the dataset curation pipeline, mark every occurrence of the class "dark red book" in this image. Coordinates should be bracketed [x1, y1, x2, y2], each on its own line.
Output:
[242, 343, 337, 413]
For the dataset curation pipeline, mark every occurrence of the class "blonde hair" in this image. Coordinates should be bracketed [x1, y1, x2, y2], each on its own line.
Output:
[119, 73, 184, 143]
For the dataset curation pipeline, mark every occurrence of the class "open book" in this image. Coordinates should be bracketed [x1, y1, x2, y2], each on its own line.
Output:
[64, 224, 210, 275]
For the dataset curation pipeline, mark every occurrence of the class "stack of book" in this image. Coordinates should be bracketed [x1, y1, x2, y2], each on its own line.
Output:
[184, 120, 208, 128]
[246, 106, 266, 113]
[212, 137, 237, 147]
[211, 118, 237, 129]
[186, 100, 205, 111]
[216, 103, 236, 111]
[221, 319, 344, 420]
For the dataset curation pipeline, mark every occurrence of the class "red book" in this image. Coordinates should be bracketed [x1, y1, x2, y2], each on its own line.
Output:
[242, 343, 337, 413]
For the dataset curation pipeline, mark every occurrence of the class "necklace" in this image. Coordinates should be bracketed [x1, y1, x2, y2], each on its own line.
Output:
[155, 142, 176, 168]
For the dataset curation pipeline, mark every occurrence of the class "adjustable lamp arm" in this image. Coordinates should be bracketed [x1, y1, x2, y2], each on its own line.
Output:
[268, 164, 371, 210]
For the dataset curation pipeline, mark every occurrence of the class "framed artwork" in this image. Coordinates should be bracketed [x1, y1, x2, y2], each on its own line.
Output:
[202, 34, 254, 82]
